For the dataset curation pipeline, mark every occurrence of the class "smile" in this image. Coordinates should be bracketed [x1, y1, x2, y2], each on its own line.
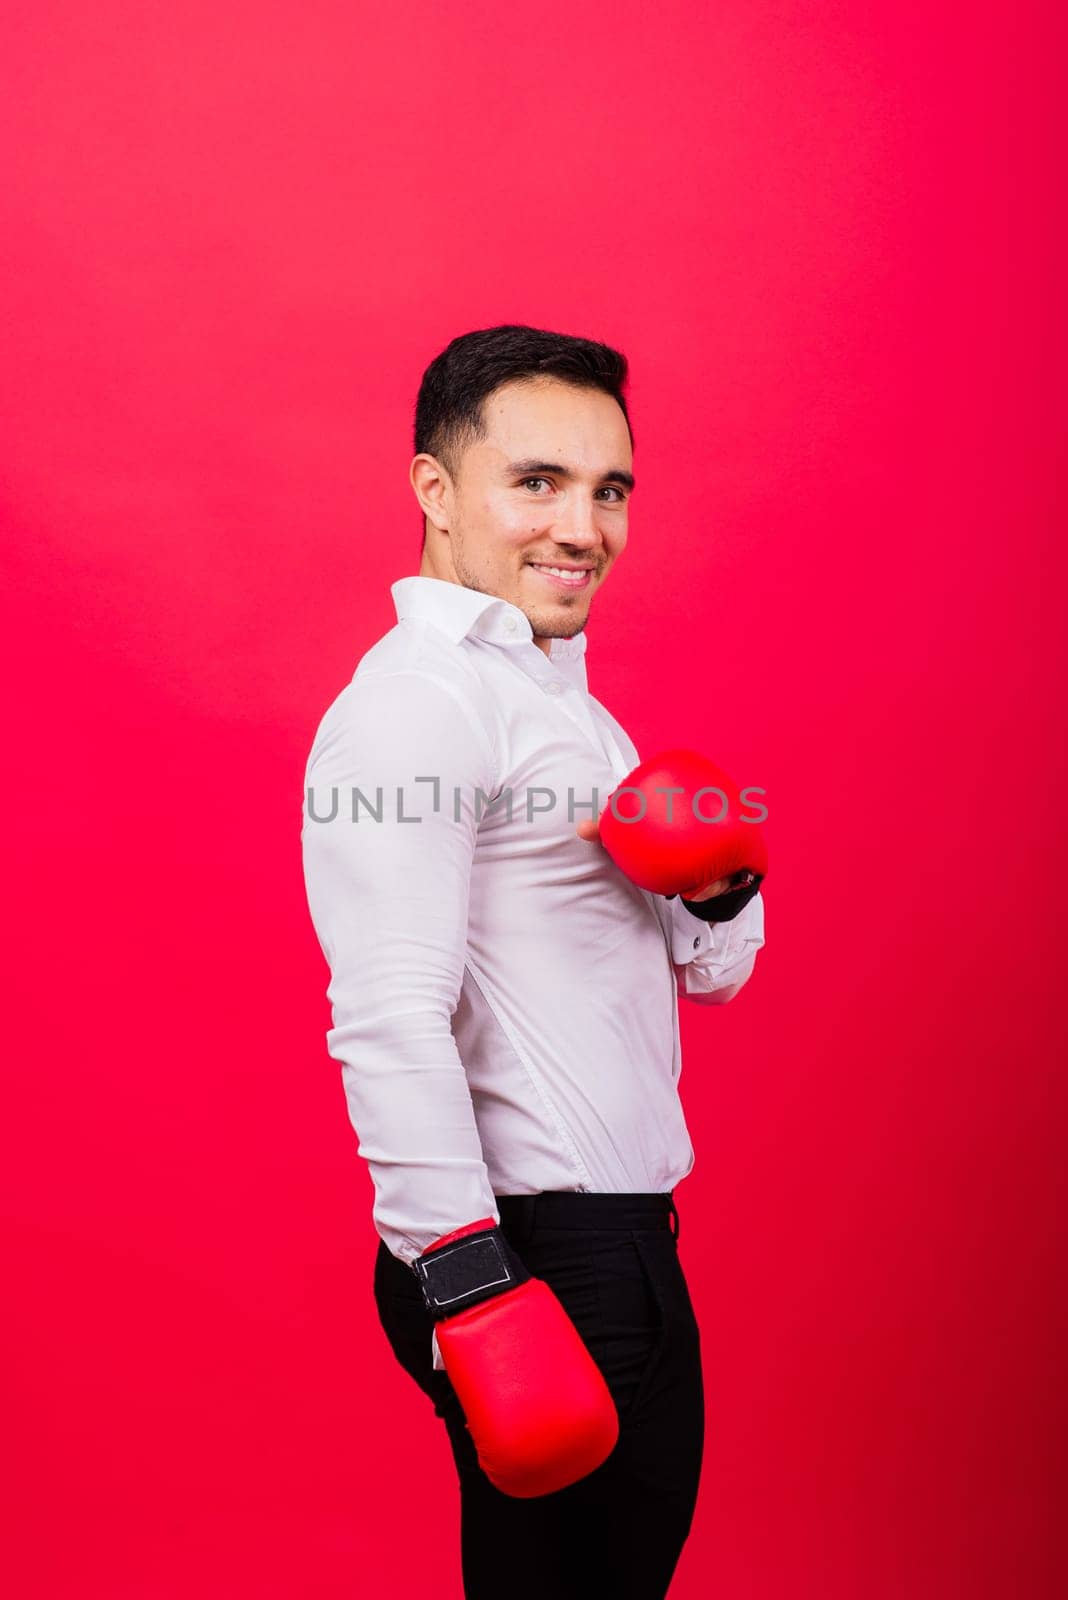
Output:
[528, 563, 594, 591]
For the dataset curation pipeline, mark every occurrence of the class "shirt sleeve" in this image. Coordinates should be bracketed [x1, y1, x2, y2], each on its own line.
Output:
[301, 668, 501, 1267]
[667, 889, 766, 1005]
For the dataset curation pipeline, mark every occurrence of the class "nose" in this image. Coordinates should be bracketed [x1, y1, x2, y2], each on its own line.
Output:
[551, 500, 601, 551]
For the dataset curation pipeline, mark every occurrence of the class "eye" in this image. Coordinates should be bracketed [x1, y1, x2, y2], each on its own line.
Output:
[519, 478, 627, 501]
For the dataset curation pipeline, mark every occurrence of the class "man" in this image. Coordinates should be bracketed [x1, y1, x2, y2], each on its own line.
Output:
[301, 323, 766, 1598]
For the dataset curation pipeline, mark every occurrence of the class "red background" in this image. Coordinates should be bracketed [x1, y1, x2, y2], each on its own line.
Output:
[2, 3, 1064, 1596]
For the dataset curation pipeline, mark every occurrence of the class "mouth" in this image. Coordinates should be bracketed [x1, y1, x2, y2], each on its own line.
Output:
[527, 562, 595, 592]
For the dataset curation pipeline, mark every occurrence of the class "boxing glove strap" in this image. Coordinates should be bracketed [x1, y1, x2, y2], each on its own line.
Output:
[669, 870, 763, 923]
[412, 1226, 531, 1322]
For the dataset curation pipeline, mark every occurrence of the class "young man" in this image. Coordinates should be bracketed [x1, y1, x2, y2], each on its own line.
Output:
[301, 323, 766, 1599]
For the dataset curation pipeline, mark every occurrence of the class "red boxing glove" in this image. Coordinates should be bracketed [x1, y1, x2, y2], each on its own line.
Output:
[413, 1219, 619, 1498]
[598, 747, 768, 907]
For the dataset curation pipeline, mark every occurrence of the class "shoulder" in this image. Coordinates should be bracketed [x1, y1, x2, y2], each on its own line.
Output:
[306, 621, 498, 779]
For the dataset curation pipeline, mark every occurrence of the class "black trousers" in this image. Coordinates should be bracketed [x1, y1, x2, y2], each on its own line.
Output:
[373, 1191, 705, 1600]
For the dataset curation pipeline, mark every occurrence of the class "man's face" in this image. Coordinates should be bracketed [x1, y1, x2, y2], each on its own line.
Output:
[415, 377, 632, 652]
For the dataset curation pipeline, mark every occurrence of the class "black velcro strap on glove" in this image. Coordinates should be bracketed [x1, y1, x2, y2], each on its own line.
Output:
[667, 870, 763, 924]
[412, 1227, 531, 1323]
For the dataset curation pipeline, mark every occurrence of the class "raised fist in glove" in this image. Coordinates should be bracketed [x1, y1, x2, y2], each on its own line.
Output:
[576, 747, 767, 922]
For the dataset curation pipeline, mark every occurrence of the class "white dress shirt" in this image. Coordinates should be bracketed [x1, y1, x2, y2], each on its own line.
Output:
[301, 575, 766, 1280]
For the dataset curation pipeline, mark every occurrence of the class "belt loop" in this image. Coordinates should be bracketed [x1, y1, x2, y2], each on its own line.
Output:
[668, 1194, 680, 1241]
[508, 1194, 537, 1247]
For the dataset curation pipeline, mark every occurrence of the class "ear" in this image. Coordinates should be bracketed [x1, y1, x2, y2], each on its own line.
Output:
[410, 453, 452, 533]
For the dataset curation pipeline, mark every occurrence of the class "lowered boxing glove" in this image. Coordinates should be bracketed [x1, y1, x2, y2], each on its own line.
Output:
[412, 1217, 619, 1498]
[598, 747, 767, 921]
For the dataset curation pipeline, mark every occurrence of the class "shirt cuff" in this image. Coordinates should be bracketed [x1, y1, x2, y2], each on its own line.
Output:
[666, 888, 764, 966]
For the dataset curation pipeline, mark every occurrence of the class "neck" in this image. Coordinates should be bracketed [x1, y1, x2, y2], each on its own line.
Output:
[416, 553, 556, 658]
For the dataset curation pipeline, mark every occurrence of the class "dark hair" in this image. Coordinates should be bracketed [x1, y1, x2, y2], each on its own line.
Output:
[413, 323, 633, 544]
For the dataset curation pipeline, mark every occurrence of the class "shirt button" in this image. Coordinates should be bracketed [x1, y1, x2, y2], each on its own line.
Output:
[693, 936, 701, 949]
[546, 680, 564, 696]
[504, 618, 518, 633]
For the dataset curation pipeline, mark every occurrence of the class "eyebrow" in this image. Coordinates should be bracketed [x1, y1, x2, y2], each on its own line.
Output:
[504, 458, 635, 493]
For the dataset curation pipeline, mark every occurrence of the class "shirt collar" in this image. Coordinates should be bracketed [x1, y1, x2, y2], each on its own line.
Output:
[390, 575, 589, 667]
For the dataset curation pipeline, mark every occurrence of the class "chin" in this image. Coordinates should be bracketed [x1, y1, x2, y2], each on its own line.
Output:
[534, 613, 589, 638]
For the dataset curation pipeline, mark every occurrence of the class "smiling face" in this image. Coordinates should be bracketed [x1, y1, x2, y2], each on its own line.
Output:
[411, 377, 632, 654]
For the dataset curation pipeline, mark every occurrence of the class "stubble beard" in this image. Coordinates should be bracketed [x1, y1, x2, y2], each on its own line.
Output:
[452, 546, 594, 639]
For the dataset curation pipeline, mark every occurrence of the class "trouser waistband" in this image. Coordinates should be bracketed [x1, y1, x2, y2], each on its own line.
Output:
[494, 1190, 680, 1243]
